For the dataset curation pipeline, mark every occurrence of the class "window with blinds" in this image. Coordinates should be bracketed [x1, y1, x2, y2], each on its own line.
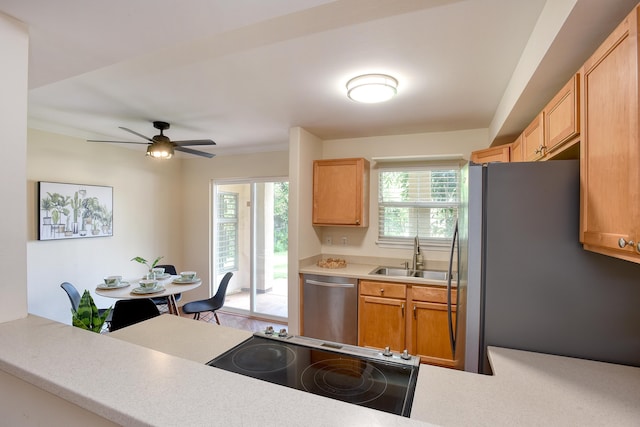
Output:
[378, 164, 460, 245]
[217, 192, 238, 272]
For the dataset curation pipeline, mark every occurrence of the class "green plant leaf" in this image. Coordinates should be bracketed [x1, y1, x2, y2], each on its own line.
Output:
[71, 290, 111, 333]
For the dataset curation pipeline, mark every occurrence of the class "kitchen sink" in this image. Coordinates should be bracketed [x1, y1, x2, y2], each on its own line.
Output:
[369, 266, 451, 281]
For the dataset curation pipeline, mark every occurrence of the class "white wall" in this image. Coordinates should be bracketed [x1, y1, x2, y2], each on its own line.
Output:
[27, 129, 184, 324]
[0, 12, 28, 323]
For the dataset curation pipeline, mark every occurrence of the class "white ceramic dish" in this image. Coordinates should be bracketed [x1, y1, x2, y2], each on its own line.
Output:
[131, 285, 165, 295]
[96, 282, 130, 290]
[142, 273, 171, 280]
[172, 277, 201, 284]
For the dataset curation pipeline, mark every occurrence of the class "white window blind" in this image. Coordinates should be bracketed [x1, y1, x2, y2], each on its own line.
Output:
[378, 163, 460, 245]
[216, 192, 238, 272]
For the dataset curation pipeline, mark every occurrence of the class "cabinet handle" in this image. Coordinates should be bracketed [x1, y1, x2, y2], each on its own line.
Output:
[618, 238, 635, 249]
[401, 303, 405, 317]
[534, 145, 546, 155]
[413, 304, 416, 319]
[380, 288, 385, 294]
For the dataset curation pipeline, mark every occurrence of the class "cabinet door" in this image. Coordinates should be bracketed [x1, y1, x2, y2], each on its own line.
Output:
[522, 113, 545, 161]
[358, 295, 405, 351]
[312, 158, 369, 226]
[544, 74, 579, 154]
[510, 136, 523, 162]
[410, 301, 456, 367]
[470, 145, 510, 164]
[581, 6, 640, 263]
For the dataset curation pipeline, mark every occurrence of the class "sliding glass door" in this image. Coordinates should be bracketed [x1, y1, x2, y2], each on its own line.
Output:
[213, 179, 288, 321]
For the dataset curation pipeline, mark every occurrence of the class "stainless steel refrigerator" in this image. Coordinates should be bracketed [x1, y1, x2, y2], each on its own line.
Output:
[460, 160, 640, 374]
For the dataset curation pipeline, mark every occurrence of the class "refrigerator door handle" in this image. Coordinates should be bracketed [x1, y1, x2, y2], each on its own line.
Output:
[447, 219, 459, 358]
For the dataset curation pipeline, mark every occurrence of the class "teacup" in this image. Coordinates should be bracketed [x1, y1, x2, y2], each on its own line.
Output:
[151, 267, 165, 277]
[180, 271, 197, 280]
[139, 279, 158, 290]
[103, 276, 122, 287]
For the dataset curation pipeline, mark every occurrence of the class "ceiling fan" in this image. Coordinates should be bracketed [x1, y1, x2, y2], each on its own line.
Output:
[87, 121, 216, 159]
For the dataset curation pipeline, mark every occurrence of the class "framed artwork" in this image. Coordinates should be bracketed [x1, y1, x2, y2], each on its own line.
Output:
[38, 182, 113, 241]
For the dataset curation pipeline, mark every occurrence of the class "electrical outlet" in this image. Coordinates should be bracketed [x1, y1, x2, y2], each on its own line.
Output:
[341, 236, 348, 246]
[326, 236, 332, 245]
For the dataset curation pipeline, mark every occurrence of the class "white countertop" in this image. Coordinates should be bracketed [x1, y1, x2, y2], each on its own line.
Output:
[1, 314, 638, 426]
[299, 261, 451, 286]
[0, 315, 431, 427]
[412, 346, 640, 426]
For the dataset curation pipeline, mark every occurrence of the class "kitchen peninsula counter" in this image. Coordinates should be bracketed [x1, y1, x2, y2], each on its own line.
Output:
[1, 315, 638, 426]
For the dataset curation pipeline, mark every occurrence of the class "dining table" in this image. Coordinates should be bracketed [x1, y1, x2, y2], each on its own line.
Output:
[95, 274, 202, 315]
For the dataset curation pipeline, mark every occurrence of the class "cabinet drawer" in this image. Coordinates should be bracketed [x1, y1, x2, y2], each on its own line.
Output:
[359, 280, 406, 298]
[411, 286, 456, 304]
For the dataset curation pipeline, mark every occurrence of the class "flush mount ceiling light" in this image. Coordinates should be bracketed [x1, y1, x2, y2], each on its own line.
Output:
[346, 74, 398, 103]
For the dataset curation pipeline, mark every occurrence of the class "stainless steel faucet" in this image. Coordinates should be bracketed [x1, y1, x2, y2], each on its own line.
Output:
[412, 236, 423, 270]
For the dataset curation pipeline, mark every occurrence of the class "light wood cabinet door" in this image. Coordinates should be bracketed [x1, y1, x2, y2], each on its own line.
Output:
[580, 5, 640, 264]
[522, 113, 545, 161]
[470, 145, 510, 164]
[544, 74, 579, 155]
[312, 158, 369, 226]
[358, 295, 405, 351]
[510, 136, 523, 162]
[410, 301, 456, 368]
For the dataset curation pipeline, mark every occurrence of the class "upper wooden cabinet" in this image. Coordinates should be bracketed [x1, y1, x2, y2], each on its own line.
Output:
[312, 158, 369, 227]
[510, 135, 523, 162]
[544, 74, 580, 155]
[580, 5, 640, 264]
[522, 113, 545, 161]
[470, 145, 510, 164]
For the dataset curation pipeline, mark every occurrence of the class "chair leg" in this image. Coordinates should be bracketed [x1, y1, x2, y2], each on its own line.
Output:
[194, 313, 200, 320]
[214, 312, 220, 325]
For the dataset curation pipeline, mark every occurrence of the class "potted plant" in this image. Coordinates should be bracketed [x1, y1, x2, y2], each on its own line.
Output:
[71, 290, 111, 333]
[70, 191, 82, 234]
[41, 195, 53, 225]
[131, 256, 164, 278]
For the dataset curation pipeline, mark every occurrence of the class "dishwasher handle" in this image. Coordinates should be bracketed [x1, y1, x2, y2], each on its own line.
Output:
[305, 279, 355, 288]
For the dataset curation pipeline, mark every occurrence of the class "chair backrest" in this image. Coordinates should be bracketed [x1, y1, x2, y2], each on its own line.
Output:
[60, 282, 81, 311]
[212, 272, 233, 306]
[155, 264, 177, 275]
[109, 298, 160, 332]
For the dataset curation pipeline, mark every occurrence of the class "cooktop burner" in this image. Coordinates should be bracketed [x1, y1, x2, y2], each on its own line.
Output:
[207, 332, 419, 417]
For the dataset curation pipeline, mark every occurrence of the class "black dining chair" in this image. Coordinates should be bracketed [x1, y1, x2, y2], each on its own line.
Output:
[150, 264, 181, 313]
[109, 298, 161, 332]
[182, 272, 233, 324]
[60, 282, 112, 329]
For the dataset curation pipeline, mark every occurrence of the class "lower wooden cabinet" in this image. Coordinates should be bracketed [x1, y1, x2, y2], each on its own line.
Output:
[358, 279, 457, 367]
[358, 281, 406, 351]
[409, 287, 457, 368]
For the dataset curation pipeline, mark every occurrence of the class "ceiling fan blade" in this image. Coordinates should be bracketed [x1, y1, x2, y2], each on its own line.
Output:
[175, 146, 216, 158]
[119, 126, 154, 142]
[87, 139, 149, 145]
[173, 139, 216, 146]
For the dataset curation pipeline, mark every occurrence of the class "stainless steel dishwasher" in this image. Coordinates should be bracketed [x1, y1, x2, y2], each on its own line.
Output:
[302, 274, 358, 345]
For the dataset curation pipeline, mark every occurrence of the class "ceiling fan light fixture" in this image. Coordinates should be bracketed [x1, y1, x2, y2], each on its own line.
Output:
[146, 140, 174, 159]
[346, 73, 398, 103]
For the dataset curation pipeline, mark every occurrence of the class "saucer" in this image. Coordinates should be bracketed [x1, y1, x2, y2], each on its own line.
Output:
[131, 285, 165, 295]
[96, 282, 130, 290]
[172, 277, 201, 284]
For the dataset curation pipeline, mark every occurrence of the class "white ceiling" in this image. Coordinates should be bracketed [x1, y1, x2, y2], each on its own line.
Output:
[1, 0, 638, 157]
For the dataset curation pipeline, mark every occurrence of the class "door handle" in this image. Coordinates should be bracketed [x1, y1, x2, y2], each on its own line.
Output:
[401, 303, 405, 317]
[305, 279, 355, 288]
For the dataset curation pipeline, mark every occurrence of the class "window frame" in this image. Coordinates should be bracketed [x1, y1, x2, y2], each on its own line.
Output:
[376, 159, 462, 250]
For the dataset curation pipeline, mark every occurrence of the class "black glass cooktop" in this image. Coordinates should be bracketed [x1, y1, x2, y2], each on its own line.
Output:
[206, 334, 419, 417]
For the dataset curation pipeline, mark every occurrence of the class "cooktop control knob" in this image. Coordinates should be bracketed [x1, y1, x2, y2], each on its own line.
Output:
[265, 326, 274, 335]
[278, 328, 288, 337]
[382, 346, 393, 357]
[401, 349, 411, 360]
